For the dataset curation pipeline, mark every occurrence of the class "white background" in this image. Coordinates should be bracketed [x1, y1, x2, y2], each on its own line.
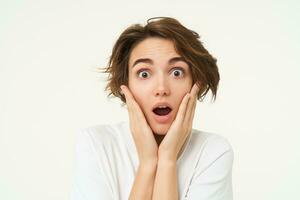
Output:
[1, 0, 299, 199]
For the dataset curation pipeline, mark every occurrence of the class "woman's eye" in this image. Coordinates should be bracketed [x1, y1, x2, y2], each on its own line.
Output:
[171, 68, 184, 77]
[137, 70, 150, 78]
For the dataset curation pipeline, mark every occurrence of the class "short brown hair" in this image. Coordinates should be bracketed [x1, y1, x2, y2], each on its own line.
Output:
[99, 17, 220, 104]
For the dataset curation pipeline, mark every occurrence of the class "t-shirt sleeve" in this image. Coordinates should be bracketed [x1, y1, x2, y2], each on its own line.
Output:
[185, 136, 234, 200]
[70, 128, 113, 200]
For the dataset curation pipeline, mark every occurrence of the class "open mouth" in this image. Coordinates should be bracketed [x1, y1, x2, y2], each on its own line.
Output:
[152, 106, 172, 116]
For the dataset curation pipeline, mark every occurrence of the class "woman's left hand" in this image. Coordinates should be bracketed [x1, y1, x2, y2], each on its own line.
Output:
[158, 83, 200, 162]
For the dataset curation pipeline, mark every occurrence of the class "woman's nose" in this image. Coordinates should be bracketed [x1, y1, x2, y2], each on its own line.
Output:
[154, 77, 170, 97]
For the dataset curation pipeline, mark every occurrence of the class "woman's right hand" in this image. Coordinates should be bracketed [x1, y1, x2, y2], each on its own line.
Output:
[120, 85, 158, 166]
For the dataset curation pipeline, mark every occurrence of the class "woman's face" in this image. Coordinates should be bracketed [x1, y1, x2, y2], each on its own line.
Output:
[128, 37, 193, 135]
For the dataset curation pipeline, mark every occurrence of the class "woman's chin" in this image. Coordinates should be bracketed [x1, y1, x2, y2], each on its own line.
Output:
[146, 113, 174, 135]
[150, 123, 170, 135]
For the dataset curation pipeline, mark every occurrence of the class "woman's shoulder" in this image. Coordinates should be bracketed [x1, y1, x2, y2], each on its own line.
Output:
[190, 128, 234, 158]
[76, 121, 128, 146]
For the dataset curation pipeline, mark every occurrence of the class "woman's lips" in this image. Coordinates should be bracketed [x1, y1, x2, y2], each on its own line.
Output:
[152, 110, 172, 124]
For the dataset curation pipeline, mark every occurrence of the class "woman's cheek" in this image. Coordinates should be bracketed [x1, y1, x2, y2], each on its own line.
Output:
[130, 85, 146, 103]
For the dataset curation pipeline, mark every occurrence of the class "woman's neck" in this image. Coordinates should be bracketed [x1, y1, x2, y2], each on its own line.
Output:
[153, 133, 165, 146]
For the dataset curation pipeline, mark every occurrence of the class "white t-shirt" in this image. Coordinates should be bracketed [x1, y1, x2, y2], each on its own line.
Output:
[70, 121, 234, 200]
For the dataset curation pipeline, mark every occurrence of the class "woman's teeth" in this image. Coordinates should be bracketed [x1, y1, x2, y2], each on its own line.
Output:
[158, 105, 167, 108]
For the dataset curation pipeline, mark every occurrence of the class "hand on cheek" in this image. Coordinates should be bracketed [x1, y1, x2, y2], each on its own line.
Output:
[158, 83, 200, 162]
[120, 85, 158, 165]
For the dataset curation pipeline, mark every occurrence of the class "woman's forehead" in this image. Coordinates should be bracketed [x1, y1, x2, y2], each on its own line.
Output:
[129, 38, 182, 67]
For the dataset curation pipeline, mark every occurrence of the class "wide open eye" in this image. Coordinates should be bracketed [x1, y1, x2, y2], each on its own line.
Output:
[171, 67, 185, 77]
[137, 70, 150, 79]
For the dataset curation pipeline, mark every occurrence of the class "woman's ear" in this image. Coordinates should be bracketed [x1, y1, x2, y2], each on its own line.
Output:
[191, 81, 201, 90]
[196, 81, 202, 88]
[120, 87, 124, 95]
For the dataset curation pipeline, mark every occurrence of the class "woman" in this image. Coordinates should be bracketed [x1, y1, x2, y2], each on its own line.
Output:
[71, 17, 234, 200]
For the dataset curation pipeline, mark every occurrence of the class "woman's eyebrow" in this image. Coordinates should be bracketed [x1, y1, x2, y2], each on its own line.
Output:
[131, 56, 187, 68]
[132, 58, 153, 68]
